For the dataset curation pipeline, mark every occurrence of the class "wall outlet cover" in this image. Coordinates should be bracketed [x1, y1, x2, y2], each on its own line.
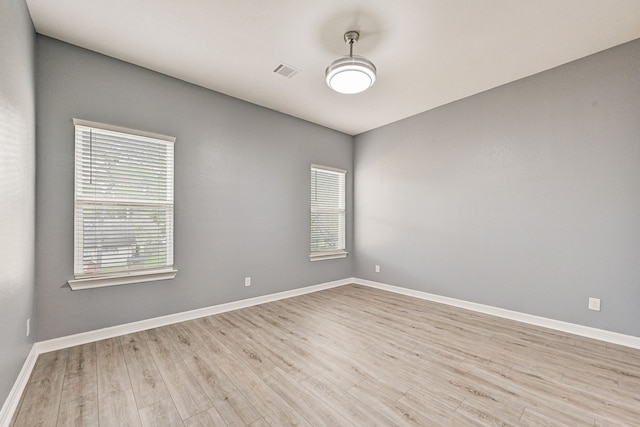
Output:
[588, 297, 601, 311]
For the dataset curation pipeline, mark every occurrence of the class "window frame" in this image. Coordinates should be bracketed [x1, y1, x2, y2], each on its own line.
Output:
[68, 119, 177, 290]
[309, 164, 348, 261]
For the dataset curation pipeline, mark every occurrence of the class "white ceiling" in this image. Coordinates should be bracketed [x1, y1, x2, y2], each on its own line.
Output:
[25, 0, 640, 136]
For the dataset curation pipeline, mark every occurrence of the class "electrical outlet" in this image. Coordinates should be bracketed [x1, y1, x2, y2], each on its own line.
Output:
[588, 297, 601, 311]
[375, 265, 380, 273]
[26, 318, 30, 337]
[245, 277, 251, 287]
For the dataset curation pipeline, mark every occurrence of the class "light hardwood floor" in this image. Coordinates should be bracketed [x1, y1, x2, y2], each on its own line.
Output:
[11, 284, 640, 426]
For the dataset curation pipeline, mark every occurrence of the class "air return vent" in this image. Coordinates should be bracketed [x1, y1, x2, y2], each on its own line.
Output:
[273, 63, 299, 78]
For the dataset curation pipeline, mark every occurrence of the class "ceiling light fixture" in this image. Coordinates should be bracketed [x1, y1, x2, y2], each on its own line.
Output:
[325, 31, 376, 94]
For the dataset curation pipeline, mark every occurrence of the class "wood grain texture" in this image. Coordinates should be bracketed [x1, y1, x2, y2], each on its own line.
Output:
[11, 284, 640, 426]
[96, 338, 132, 398]
[141, 328, 212, 420]
[11, 349, 68, 427]
[119, 333, 171, 409]
[57, 343, 98, 426]
[98, 389, 141, 427]
[183, 408, 227, 427]
[138, 398, 184, 427]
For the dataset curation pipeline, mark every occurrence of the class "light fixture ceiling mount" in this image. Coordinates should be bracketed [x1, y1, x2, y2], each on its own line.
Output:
[325, 30, 376, 94]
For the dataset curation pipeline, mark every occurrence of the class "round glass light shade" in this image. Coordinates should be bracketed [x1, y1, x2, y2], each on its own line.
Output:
[325, 55, 376, 94]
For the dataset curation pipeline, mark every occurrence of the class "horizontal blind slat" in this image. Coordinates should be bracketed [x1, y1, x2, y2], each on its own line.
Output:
[74, 123, 175, 279]
[310, 166, 346, 253]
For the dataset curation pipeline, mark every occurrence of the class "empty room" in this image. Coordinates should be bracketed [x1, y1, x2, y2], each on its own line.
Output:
[2, 0, 640, 425]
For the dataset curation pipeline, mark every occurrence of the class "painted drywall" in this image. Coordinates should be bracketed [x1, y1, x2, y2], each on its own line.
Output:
[0, 0, 35, 404]
[354, 39, 640, 337]
[35, 36, 353, 341]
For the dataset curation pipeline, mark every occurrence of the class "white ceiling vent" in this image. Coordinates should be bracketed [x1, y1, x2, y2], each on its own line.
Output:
[273, 63, 299, 78]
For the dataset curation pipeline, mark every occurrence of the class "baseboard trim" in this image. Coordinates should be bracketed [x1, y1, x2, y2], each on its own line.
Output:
[4, 276, 640, 426]
[30, 278, 640, 354]
[0, 278, 350, 427]
[0, 345, 39, 427]
[353, 278, 640, 350]
[35, 278, 352, 354]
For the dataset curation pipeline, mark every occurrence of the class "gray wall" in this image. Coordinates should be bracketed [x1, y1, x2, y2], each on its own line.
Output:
[0, 0, 35, 403]
[35, 36, 353, 341]
[354, 39, 640, 337]
[23, 13, 640, 353]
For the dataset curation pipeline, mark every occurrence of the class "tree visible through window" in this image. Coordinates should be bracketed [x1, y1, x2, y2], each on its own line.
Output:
[70, 119, 176, 289]
[310, 165, 347, 260]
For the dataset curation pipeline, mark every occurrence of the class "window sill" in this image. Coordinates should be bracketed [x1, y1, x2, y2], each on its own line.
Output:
[68, 269, 178, 290]
[309, 251, 348, 261]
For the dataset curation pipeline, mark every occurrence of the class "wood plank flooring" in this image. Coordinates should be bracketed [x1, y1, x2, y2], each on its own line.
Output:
[11, 284, 640, 426]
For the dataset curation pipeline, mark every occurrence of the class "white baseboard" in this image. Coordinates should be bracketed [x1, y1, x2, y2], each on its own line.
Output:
[3, 276, 639, 426]
[352, 278, 640, 350]
[0, 346, 39, 427]
[0, 277, 350, 427]
[35, 278, 352, 354]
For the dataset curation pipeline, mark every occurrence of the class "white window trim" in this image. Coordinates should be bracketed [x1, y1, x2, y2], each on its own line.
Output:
[310, 164, 346, 174]
[309, 250, 348, 261]
[310, 164, 348, 261]
[68, 269, 178, 290]
[72, 118, 176, 143]
[70, 119, 177, 290]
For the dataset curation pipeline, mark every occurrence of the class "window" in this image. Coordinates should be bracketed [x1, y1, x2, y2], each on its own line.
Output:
[310, 165, 347, 260]
[69, 119, 177, 290]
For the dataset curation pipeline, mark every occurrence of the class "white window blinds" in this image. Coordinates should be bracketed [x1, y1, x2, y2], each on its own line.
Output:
[310, 165, 347, 260]
[72, 119, 175, 287]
